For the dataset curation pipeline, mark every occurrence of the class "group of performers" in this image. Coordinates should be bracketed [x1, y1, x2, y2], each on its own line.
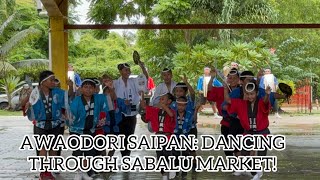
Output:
[21, 57, 289, 180]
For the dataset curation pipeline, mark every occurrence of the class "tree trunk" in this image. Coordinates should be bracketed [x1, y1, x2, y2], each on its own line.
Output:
[6, 86, 12, 110]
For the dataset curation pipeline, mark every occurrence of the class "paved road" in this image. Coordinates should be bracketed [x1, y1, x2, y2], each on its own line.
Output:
[0, 115, 319, 180]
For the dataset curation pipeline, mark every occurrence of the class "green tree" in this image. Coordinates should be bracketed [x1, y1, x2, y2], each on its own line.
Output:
[69, 31, 141, 78]
[0, 74, 24, 110]
[0, 0, 41, 75]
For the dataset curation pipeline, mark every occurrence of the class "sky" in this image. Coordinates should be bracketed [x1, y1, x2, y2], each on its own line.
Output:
[74, 0, 138, 34]
[74, 0, 90, 24]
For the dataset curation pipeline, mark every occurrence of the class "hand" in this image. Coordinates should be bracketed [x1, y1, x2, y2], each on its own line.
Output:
[265, 85, 271, 95]
[25, 102, 30, 110]
[158, 102, 166, 109]
[104, 79, 113, 89]
[27, 89, 32, 95]
[125, 99, 130, 105]
[222, 104, 228, 111]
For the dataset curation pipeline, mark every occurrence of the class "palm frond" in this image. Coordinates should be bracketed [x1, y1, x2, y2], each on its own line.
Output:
[0, 13, 15, 35]
[0, 27, 41, 56]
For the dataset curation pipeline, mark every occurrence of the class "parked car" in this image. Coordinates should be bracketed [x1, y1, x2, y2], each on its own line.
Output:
[0, 83, 38, 110]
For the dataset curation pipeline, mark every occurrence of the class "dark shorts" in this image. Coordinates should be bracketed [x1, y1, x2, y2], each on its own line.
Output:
[34, 124, 61, 136]
[229, 117, 244, 136]
[199, 94, 214, 105]
[221, 125, 234, 156]
[189, 127, 198, 138]
[106, 110, 119, 135]
[189, 127, 198, 152]
[228, 117, 244, 153]
[241, 128, 270, 156]
[70, 132, 96, 157]
[34, 125, 60, 145]
[119, 115, 137, 157]
[156, 149, 172, 174]
[34, 125, 61, 153]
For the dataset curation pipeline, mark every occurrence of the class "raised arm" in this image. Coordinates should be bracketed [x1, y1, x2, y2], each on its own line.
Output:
[264, 85, 271, 104]
[182, 74, 195, 101]
[160, 103, 174, 117]
[104, 79, 117, 101]
[223, 82, 231, 104]
[139, 62, 149, 79]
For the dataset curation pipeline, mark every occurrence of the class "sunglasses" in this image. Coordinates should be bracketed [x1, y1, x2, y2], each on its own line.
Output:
[118, 63, 130, 70]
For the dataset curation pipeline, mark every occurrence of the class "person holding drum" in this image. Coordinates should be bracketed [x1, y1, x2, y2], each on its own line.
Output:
[113, 61, 148, 157]
[21, 70, 69, 180]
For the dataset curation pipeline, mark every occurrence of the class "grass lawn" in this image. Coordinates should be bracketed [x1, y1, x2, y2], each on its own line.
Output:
[0, 110, 22, 116]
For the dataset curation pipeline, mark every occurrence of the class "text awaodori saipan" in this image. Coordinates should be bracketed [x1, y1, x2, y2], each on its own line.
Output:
[19, 134, 285, 172]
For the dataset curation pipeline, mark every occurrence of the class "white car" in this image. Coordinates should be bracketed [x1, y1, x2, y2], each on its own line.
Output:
[0, 83, 38, 110]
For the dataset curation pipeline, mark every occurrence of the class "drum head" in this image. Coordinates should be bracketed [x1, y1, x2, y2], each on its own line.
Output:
[278, 83, 293, 96]
[133, 50, 140, 65]
[29, 87, 40, 105]
[137, 74, 147, 92]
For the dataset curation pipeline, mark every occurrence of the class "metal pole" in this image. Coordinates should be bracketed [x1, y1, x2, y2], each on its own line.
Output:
[49, 28, 52, 70]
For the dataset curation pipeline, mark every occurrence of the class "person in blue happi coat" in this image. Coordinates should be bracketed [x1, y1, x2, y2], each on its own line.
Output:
[69, 78, 109, 180]
[21, 70, 68, 180]
[101, 74, 127, 157]
[172, 96, 193, 178]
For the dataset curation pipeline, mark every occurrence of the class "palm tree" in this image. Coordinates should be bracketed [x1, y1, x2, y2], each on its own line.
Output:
[0, 75, 24, 109]
[0, 0, 40, 109]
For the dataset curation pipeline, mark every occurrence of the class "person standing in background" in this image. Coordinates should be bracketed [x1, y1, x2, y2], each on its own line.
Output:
[68, 64, 82, 95]
[197, 67, 222, 119]
[150, 68, 177, 106]
[259, 67, 281, 119]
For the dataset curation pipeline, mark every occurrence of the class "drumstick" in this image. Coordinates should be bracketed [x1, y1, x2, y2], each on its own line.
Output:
[215, 68, 232, 92]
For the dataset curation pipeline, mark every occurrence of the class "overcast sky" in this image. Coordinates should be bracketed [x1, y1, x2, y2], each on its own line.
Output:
[74, 0, 138, 34]
[75, 0, 90, 24]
